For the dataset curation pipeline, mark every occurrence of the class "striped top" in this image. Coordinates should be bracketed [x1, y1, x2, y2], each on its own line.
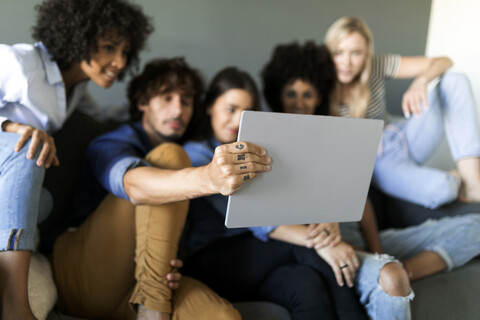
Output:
[338, 54, 401, 121]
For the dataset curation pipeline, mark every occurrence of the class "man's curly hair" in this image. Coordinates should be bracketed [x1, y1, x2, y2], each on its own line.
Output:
[32, 0, 153, 79]
[261, 41, 336, 115]
[127, 57, 204, 142]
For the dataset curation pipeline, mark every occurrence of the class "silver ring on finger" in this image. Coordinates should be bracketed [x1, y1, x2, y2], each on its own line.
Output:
[339, 264, 349, 270]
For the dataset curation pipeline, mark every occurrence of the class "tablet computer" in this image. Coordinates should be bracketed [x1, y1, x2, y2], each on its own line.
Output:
[225, 110, 383, 228]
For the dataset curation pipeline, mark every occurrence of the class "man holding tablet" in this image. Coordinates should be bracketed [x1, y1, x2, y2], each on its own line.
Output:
[50, 58, 270, 320]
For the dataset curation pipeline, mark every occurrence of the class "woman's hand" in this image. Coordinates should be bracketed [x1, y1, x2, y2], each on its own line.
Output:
[206, 141, 271, 195]
[402, 76, 429, 119]
[166, 259, 183, 290]
[316, 241, 360, 288]
[305, 222, 341, 250]
[3, 121, 59, 168]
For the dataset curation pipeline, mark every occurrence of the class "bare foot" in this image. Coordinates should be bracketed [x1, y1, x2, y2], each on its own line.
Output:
[453, 170, 480, 203]
[461, 185, 480, 203]
[137, 305, 171, 320]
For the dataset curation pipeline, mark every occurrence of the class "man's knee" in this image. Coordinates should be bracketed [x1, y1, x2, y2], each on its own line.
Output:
[146, 143, 191, 170]
[378, 262, 410, 297]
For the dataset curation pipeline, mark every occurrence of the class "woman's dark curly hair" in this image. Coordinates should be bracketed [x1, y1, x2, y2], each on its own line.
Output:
[32, 0, 153, 79]
[127, 57, 204, 142]
[192, 67, 261, 140]
[261, 41, 336, 115]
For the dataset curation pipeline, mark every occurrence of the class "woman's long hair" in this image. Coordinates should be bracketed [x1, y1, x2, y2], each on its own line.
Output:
[325, 16, 374, 118]
[192, 67, 260, 140]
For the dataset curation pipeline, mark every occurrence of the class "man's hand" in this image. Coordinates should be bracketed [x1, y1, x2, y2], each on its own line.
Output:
[305, 222, 341, 250]
[206, 141, 271, 195]
[316, 241, 360, 288]
[166, 259, 183, 290]
[3, 121, 59, 168]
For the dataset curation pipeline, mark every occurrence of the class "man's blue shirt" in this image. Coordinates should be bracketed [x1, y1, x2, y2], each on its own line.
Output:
[67, 121, 153, 228]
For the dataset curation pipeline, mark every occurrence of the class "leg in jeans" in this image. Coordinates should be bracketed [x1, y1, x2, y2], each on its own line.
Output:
[0, 133, 46, 320]
[373, 128, 460, 208]
[355, 252, 414, 320]
[53, 143, 239, 319]
[380, 214, 480, 273]
[373, 72, 480, 208]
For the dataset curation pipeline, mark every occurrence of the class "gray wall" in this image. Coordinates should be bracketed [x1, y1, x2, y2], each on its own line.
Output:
[0, 0, 432, 114]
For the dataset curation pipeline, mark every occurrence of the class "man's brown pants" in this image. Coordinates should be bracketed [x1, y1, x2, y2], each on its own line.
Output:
[52, 143, 240, 319]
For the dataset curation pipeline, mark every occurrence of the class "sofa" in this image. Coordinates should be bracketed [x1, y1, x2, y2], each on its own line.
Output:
[38, 112, 479, 320]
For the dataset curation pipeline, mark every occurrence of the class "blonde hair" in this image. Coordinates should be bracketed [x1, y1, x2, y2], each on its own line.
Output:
[325, 16, 374, 118]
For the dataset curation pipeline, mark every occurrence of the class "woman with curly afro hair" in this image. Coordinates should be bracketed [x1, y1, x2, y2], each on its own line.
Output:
[261, 41, 336, 115]
[0, 0, 152, 319]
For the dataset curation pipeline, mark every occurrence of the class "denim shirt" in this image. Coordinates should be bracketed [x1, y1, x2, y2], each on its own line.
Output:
[183, 138, 277, 253]
[0, 42, 99, 133]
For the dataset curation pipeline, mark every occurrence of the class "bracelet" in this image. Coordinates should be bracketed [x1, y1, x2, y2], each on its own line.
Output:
[1, 120, 11, 132]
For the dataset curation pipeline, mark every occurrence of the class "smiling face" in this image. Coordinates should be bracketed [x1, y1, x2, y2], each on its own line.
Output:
[140, 89, 194, 145]
[331, 31, 368, 84]
[79, 36, 130, 88]
[281, 79, 320, 115]
[209, 89, 254, 144]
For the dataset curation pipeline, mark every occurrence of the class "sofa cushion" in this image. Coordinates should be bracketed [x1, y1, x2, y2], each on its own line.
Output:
[411, 258, 480, 320]
[29, 253, 57, 320]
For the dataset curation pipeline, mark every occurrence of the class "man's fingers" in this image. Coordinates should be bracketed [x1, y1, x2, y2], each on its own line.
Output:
[170, 259, 183, 269]
[233, 162, 271, 175]
[168, 282, 179, 289]
[230, 152, 271, 165]
[224, 141, 267, 156]
[166, 272, 182, 282]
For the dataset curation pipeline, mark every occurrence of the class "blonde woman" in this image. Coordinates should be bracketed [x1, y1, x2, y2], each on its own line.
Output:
[325, 16, 480, 209]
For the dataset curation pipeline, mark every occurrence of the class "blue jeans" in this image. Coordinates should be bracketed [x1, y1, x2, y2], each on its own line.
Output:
[373, 72, 480, 208]
[0, 132, 52, 251]
[341, 213, 480, 320]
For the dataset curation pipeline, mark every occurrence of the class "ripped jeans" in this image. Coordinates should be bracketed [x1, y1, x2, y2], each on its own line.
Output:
[0, 132, 53, 251]
[341, 213, 480, 320]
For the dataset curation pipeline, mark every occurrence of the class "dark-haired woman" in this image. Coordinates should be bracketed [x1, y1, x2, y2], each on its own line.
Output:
[0, 0, 152, 318]
[182, 66, 368, 320]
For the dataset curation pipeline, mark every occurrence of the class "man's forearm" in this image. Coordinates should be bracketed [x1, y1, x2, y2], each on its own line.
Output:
[123, 165, 214, 205]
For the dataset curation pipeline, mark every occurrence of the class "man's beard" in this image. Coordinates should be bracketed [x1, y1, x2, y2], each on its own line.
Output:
[156, 131, 182, 143]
